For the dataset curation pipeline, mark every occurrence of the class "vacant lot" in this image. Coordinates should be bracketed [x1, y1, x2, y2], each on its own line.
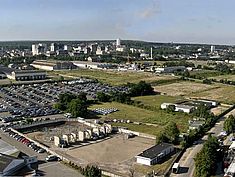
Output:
[154, 81, 235, 104]
[209, 74, 235, 81]
[90, 101, 190, 133]
[189, 85, 235, 104]
[67, 135, 155, 164]
[54, 69, 177, 86]
[154, 81, 219, 97]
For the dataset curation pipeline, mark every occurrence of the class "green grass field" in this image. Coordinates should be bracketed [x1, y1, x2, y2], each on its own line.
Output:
[209, 74, 235, 81]
[111, 122, 162, 136]
[53, 69, 177, 86]
[89, 100, 191, 134]
[133, 95, 185, 110]
[189, 70, 222, 79]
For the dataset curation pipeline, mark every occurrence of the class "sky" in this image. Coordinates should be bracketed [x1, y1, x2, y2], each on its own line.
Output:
[0, 0, 235, 44]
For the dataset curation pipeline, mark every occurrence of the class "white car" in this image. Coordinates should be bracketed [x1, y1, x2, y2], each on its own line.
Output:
[45, 155, 59, 161]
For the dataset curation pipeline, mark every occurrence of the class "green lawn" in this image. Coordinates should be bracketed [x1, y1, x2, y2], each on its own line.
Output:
[111, 122, 162, 136]
[133, 95, 185, 110]
[53, 69, 177, 86]
[209, 74, 235, 81]
[89, 101, 190, 134]
[189, 70, 222, 79]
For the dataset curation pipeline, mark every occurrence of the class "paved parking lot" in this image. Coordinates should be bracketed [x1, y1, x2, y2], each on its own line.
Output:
[0, 130, 83, 177]
[0, 139, 18, 155]
[0, 78, 128, 125]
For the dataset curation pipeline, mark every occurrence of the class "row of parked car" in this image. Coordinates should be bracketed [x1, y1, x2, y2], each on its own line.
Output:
[92, 107, 118, 115]
[5, 128, 46, 153]
[0, 126, 61, 162]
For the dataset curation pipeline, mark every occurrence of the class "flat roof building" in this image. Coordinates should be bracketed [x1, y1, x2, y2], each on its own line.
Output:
[0, 65, 47, 81]
[0, 153, 37, 176]
[161, 103, 195, 113]
[31, 60, 77, 71]
[136, 143, 174, 166]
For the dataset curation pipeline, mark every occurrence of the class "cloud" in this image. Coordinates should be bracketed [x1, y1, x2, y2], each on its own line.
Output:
[139, 0, 161, 19]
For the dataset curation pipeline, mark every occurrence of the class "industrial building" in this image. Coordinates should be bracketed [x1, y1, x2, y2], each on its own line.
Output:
[161, 103, 195, 113]
[0, 65, 47, 81]
[31, 60, 77, 71]
[0, 153, 37, 176]
[72, 61, 117, 70]
[155, 66, 186, 73]
[136, 143, 174, 166]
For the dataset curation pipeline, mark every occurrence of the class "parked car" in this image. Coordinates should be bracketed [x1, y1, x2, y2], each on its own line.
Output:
[45, 155, 59, 161]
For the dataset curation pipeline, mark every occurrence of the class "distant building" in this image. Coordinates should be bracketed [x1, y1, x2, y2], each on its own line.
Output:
[0, 65, 47, 81]
[155, 66, 186, 73]
[211, 45, 215, 53]
[31, 60, 77, 71]
[32, 43, 47, 56]
[116, 38, 121, 47]
[188, 120, 205, 130]
[136, 143, 174, 166]
[225, 59, 235, 64]
[73, 61, 117, 70]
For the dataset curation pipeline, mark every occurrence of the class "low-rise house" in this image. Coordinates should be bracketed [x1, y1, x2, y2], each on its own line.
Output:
[136, 143, 174, 166]
[188, 120, 205, 130]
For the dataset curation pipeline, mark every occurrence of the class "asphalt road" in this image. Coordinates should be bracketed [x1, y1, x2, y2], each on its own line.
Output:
[0, 130, 83, 177]
[171, 108, 234, 177]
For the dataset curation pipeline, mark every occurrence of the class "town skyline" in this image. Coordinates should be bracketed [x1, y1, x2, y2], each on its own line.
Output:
[1, 0, 235, 45]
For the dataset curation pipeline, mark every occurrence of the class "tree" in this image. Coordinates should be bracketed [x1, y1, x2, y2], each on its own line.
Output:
[128, 81, 154, 97]
[96, 92, 111, 102]
[195, 135, 219, 177]
[203, 79, 212, 84]
[164, 122, 180, 144]
[83, 165, 101, 177]
[67, 98, 88, 117]
[59, 93, 77, 104]
[224, 115, 235, 134]
[193, 104, 210, 118]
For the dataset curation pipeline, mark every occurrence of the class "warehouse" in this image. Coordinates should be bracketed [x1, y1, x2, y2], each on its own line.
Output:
[136, 143, 174, 166]
[0, 65, 47, 81]
[31, 60, 77, 71]
[161, 103, 195, 113]
[155, 66, 186, 73]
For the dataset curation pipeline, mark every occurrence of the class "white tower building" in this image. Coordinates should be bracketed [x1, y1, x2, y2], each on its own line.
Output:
[116, 38, 121, 46]
[211, 45, 215, 53]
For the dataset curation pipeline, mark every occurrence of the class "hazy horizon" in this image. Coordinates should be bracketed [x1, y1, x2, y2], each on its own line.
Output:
[1, 0, 235, 45]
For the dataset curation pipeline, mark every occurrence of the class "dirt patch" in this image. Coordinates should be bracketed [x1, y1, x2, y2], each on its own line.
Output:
[154, 82, 217, 96]
[67, 135, 155, 164]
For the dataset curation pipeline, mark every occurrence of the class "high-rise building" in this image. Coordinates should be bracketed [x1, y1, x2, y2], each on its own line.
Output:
[116, 38, 121, 46]
[32, 43, 47, 56]
[211, 45, 215, 53]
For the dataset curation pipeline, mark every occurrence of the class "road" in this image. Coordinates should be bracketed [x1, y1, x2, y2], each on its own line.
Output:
[0, 130, 83, 177]
[171, 108, 234, 177]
